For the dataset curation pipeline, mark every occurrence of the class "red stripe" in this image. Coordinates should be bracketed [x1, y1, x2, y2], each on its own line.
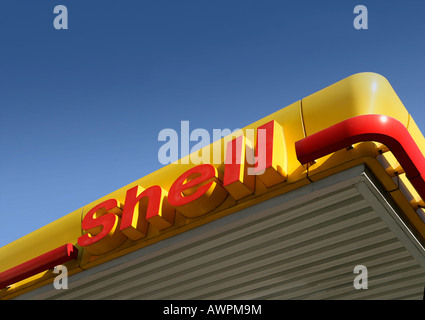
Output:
[0, 243, 78, 289]
[295, 114, 425, 200]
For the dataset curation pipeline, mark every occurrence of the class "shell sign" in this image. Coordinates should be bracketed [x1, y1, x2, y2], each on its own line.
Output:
[1, 73, 424, 298]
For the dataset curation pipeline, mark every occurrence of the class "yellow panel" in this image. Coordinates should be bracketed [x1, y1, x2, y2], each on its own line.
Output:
[398, 174, 423, 209]
[0, 209, 82, 273]
[302, 72, 409, 136]
[376, 150, 402, 178]
[307, 142, 398, 192]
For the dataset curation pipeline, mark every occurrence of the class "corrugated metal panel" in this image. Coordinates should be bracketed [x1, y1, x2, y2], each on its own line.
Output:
[16, 167, 425, 300]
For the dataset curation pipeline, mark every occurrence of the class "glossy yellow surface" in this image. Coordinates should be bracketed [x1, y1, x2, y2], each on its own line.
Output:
[301, 72, 409, 136]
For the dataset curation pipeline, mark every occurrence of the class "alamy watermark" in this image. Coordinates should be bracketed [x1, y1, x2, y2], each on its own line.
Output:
[53, 5, 68, 30]
[51, 5, 368, 31]
[53, 265, 68, 289]
[51, 4, 368, 31]
[353, 264, 368, 289]
[353, 5, 368, 30]
[157, 121, 268, 175]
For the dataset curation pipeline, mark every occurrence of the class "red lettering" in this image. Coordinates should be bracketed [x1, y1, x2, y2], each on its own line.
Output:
[120, 185, 175, 240]
[223, 135, 255, 199]
[77, 199, 127, 255]
[168, 164, 228, 217]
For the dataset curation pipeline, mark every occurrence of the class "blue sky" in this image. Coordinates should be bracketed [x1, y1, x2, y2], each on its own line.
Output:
[0, 0, 424, 247]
